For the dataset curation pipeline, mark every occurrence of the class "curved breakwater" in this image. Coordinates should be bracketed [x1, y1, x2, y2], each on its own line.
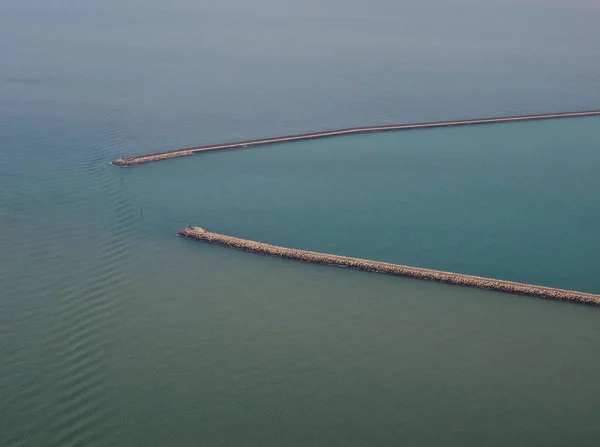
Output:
[178, 227, 600, 306]
[113, 110, 600, 166]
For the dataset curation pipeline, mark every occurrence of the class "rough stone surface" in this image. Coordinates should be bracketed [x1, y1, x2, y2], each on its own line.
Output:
[179, 226, 600, 307]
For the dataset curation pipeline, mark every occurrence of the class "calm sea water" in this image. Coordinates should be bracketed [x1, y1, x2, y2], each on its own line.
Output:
[1, 1, 600, 446]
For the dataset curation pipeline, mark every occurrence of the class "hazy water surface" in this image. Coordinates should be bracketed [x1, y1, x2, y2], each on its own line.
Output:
[1, 1, 600, 446]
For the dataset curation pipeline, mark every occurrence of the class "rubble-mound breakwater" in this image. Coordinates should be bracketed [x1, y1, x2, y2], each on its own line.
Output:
[178, 226, 600, 307]
[113, 110, 600, 166]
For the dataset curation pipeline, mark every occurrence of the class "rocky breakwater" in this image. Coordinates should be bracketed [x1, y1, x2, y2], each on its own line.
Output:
[112, 110, 600, 166]
[178, 226, 600, 306]
[112, 150, 195, 166]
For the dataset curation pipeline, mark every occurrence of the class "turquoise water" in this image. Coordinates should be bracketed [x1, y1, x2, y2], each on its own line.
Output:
[2, 1, 600, 445]
[128, 117, 600, 293]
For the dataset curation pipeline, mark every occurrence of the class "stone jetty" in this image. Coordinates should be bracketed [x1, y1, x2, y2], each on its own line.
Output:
[178, 226, 600, 307]
[113, 110, 600, 166]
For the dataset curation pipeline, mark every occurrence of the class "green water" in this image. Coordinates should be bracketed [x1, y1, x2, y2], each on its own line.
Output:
[2, 0, 600, 445]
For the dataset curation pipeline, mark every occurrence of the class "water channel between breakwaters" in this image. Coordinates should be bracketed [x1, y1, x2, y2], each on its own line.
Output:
[178, 227, 600, 307]
[112, 110, 600, 166]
